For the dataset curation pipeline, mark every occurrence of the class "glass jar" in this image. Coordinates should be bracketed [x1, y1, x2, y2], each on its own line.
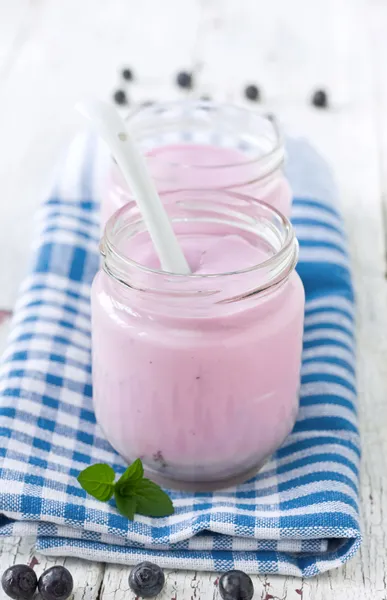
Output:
[92, 189, 305, 491]
[102, 100, 291, 227]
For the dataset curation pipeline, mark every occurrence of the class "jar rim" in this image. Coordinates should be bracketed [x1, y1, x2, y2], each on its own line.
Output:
[124, 99, 284, 177]
[101, 190, 298, 297]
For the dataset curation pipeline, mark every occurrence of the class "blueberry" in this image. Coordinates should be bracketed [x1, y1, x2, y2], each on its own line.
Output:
[311, 89, 328, 108]
[1, 565, 37, 600]
[129, 562, 165, 598]
[219, 570, 254, 600]
[122, 68, 133, 81]
[113, 89, 128, 105]
[38, 566, 73, 600]
[244, 85, 260, 102]
[176, 71, 193, 89]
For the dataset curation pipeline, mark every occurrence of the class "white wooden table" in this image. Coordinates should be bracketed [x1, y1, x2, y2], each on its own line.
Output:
[0, 0, 386, 598]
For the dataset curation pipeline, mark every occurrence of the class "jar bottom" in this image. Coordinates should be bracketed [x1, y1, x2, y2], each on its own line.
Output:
[95, 399, 299, 492]
[140, 422, 296, 491]
[142, 460, 269, 492]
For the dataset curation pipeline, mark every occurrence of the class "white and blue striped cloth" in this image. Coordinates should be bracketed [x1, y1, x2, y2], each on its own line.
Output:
[0, 134, 360, 577]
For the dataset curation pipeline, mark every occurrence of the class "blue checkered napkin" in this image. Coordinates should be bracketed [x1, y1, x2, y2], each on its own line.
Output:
[0, 134, 361, 577]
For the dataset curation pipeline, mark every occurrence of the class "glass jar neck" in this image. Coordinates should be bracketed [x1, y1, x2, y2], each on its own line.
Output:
[115, 100, 285, 192]
[100, 190, 298, 311]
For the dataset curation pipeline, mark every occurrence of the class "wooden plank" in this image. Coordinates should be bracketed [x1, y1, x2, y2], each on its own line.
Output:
[0, 0, 48, 309]
[368, 0, 387, 247]
[0, 0, 30, 77]
[0, 0, 203, 307]
[0, 314, 12, 356]
[0, 537, 105, 600]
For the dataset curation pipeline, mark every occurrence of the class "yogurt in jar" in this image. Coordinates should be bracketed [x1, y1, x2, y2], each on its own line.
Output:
[92, 190, 304, 490]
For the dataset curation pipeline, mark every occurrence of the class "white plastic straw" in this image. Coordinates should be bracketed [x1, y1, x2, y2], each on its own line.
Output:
[76, 99, 191, 275]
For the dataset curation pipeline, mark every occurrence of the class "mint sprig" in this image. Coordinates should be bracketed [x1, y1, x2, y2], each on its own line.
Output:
[77, 458, 174, 520]
[77, 463, 115, 502]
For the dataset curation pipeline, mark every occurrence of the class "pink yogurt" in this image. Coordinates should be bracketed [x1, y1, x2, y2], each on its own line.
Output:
[102, 101, 291, 228]
[91, 190, 304, 491]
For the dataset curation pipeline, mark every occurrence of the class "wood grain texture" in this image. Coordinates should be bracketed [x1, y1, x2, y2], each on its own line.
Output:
[0, 0, 386, 598]
[0, 537, 105, 600]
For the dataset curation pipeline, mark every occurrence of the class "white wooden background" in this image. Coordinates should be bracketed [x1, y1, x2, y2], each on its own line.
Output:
[0, 0, 387, 598]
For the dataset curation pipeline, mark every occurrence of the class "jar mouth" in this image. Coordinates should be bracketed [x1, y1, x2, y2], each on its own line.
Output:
[101, 190, 298, 302]
[124, 100, 284, 179]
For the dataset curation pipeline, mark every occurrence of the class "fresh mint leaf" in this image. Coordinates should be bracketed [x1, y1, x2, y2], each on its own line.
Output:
[116, 458, 144, 486]
[77, 459, 174, 520]
[114, 488, 137, 520]
[115, 481, 135, 497]
[133, 478, 174, 518]
[77, 463, 115, 502]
